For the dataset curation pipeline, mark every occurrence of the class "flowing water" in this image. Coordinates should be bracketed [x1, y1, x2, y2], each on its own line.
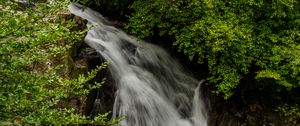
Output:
[69, 3, 208, 126]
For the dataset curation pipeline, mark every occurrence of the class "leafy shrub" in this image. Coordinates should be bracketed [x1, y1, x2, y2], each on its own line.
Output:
[277, 104, 300, 125]
[126, 0, 300, 99]
[0, 0, 118, 125]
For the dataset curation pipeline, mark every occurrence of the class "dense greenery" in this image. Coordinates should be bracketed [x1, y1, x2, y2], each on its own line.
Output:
[277, 104, 300, 124]
[0, 0, 118, 125]
[1, 0, 300, 124]
[126, 0, 300, 99]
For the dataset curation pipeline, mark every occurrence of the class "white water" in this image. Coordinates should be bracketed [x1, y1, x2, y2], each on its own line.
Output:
[69, 3, 208, 126]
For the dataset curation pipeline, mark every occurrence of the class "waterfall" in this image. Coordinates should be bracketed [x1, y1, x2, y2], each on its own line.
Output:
[69, 3, 208, 126]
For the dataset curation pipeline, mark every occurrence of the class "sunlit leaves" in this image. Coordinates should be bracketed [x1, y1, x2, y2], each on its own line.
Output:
[0, 1, 116, 125]
[127, 0, 300, 98]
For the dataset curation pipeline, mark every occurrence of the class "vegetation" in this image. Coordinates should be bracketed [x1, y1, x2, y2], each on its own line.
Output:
[277, 104, 300, 125]
[125, 1, 300, 122]
[126, 0, 300, 99]
[1, 0, 300, 124]
[0, 0, 119, 125]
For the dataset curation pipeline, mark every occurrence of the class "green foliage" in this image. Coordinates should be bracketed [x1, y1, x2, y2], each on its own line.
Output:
[127, 0, 300, 98]
[0, 0, 117, 125]
[277, 104, 300, 125]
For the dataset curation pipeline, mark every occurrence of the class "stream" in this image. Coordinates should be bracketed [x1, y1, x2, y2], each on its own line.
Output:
[69, 3, 208, 126]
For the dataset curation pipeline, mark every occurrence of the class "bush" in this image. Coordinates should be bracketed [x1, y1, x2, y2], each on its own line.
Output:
[0, 0, 118, 125]
[277, 104, 300, 125]
[126, 0, 300, 99]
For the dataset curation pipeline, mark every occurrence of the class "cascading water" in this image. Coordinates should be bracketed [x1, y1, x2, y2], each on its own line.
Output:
[69, 3, 208, 126]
